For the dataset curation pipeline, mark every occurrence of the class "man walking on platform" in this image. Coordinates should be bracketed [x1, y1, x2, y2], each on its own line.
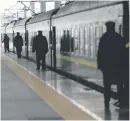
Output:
[97, 21, 126, 109]
[2, 34, 10, 53]
[32, 30, 48, 70]
[14, 32, 23, 58]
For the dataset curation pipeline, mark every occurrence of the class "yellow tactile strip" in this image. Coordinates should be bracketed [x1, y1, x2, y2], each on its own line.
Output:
[57, 55, 97, 68]
[2, 55, 96, 120]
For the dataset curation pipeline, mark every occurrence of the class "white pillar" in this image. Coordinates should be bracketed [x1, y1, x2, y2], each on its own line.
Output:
[24, 6, 26, 18]
[54, 1, 61, 8]
[30, 2, 35, 16]
[40, 1, 46, 12]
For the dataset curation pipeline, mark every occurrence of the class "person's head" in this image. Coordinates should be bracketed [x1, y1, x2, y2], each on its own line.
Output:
[4, 34, 7, 36]
[38, 30, 42, 35]
[105, 21, 115, 32]
[17, 32, 20, 36]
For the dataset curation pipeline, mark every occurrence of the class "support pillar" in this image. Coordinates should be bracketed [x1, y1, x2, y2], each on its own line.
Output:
[40, 1, 46, 12]
[24, 6, 27, 18]
[30, 2, 35, 16]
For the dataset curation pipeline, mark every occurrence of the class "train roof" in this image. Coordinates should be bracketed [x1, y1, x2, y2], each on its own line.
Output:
[27, 9, 57, 24]
[53, 1, 123, 18]
[14, 17, 31, 27]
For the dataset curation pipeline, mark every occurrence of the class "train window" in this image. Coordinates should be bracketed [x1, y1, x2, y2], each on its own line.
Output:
[74, 28, 79, 52]
[90, 26, 94, 46]
[95, 26, 100, 44]
[80, 27, 85, 55]
[95, 26, 100, 38]
[85, 26, 89, 45]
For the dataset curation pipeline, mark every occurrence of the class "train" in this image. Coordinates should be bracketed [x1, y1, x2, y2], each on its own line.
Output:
[1, 1, 129, 62]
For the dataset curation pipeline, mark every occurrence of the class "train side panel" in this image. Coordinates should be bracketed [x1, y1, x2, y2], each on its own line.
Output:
[52, 3, 123, 60]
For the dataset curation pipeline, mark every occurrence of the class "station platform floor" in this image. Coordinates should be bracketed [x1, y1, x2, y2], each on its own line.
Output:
[1, 51, 129, 120]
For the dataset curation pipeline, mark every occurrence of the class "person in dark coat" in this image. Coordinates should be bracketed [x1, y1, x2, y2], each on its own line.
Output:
[97, 21, 125, 109]
[2, 34, 10, 53]
[32, 30, 48, 70]
[14, 32, 23, 58]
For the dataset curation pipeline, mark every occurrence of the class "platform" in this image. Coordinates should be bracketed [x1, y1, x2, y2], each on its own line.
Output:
[1, 56, 63, 120]
[1, 50, 129, 120]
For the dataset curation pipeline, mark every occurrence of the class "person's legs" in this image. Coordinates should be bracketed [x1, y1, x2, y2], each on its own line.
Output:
[121, 81, 129, 108]
[16, 48, 19, 58]
[36, 55, 40, 70]
[19, 51, 21, 58]
[7, 44, 9, 52]
[4, 45, 6, 53]
[42, 54, 46, 70]
[103, 73, 111, 109]
[117, 83, 124, 108]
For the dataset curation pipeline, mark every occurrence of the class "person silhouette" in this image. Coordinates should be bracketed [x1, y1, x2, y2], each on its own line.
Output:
[97, 21, 125, 109]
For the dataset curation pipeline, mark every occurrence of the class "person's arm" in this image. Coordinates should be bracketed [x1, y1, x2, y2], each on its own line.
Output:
[97, 36, 104, 70]
[21, 36, 23, 46]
